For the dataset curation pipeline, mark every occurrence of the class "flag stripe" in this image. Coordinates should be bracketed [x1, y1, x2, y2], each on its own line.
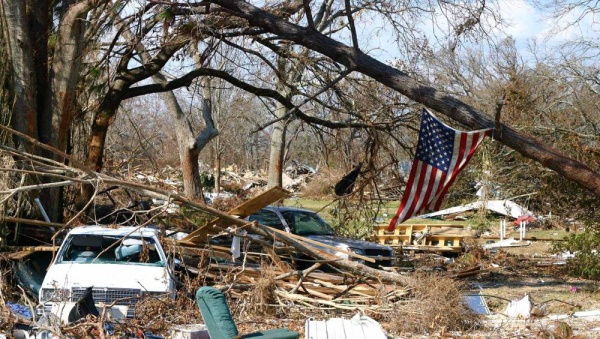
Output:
[388, 160, 420, 230]
[411, 162, 430, 217]
[433, 130, 489, 210]
[430, 131, 472, 209]
[389, 108, 492, 230]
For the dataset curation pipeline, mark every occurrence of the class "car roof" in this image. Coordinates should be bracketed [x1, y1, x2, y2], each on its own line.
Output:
[262, 205, 316, 214]
[66, 225, 160, 238]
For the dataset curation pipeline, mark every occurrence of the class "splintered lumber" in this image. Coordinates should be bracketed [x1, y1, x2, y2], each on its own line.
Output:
[274, 290, 375, 311]
[52, 171, 415, 286]
[274, 229, 376, 263]
[0, 216, 64, 228]
[449, 266, 482, 279]
[253, 224, 413, 285]
[206, 262, 398, 301]
[227, 186, 291, 216]
[177, 217, 240, 245]
[179, 186, 290, 245]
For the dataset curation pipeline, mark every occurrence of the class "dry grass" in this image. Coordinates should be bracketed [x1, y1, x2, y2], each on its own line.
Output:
[301, 169, 342, 198]
[127, 291, 201, 335]
[242, 262, 279, 316]
[386, 272, 479, 335]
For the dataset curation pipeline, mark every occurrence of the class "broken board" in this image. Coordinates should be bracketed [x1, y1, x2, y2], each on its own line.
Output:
[179, 186, 291, 245]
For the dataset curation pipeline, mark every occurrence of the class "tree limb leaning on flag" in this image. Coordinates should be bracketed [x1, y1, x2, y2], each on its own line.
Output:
[388, 108, 492, 231]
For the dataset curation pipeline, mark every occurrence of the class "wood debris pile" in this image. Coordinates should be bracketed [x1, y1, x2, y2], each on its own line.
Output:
[0, 140, 479, 337]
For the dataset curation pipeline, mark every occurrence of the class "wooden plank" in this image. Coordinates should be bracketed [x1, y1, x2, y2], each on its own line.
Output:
[179, 187, 291, 245]
[6, 245, 57, 252]
[227, 186, 291, 217]
[277, 229, 376, 263]
[1, 216, 64, 228]
[179, 217, 238, 245]
[5, 246, 58, 260]
[6, 251, 35, 260]
[264, 246, 289, 272]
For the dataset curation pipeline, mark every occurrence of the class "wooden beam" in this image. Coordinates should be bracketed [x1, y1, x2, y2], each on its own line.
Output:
[1, 216, 64, 228]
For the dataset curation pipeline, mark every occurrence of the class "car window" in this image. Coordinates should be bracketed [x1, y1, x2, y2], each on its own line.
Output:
[58, 234, 164, 266]
[248, 210, 286, 230]
[280, 211, 335, 236]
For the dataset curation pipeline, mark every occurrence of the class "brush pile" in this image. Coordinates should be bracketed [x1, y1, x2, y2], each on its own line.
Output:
[0, 144, 479, 338]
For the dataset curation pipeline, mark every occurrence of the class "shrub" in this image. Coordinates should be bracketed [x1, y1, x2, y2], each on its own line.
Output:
[552, 231, 600, 280]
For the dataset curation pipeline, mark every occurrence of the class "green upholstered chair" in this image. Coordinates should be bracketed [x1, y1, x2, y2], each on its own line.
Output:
[195, 286, 299, 339]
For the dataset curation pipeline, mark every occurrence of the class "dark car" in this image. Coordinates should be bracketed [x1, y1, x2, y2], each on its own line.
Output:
[248, 206, 395, 269]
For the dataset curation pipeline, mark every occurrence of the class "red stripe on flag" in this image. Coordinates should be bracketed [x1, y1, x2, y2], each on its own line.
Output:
[418, 166, 438, 215]
[388, 160, 420, 231]
[406, 161, 430, 220]
[433, 131, 484, 210]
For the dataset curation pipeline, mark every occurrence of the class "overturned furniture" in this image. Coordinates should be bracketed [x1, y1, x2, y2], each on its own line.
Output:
[372, 224, 474, 253]
[196, 286, 299, 339]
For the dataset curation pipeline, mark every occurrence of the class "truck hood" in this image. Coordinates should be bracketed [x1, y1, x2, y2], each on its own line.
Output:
[41, 263, 170, 293]
[306, 235, 392, 252]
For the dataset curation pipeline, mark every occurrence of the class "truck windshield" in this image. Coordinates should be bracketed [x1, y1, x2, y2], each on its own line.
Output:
[280, 210, 335, 236]
[57, 234, 164, 266]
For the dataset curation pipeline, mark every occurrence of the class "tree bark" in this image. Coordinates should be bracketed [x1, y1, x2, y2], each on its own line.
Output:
[1, 0, 38, 149]
[266, 101, 288, 188]
[212, 0, 600, 197]
[159, 75, 218, 201]
[47, 0, 94, 153]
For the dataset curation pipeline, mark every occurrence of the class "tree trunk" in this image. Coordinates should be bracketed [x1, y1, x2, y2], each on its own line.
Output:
[215, 150, 221, 194]
[164, 76, 218, 201]
[1, 0, 38, 148]
[165, 86, 203, 200]
[214, 0, 600, 197]
[47, 0, 89, 153]
[3, 0, 96, 221]
[266, 101, 288, 188]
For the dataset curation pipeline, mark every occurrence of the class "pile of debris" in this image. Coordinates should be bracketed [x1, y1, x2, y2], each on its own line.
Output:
[0, 169, 477, 338]
[6, 142, 592, 338]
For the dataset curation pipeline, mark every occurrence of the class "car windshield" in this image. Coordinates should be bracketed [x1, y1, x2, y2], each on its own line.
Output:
[280, 210, 335, 236]
[57, 234, 164, 266]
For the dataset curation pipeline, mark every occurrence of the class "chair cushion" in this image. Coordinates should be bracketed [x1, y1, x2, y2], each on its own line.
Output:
[196, 286, 239, 339]
[242, 328, 299, 339]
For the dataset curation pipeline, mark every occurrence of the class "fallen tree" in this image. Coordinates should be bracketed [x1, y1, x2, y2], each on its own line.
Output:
[203, 0, 600, 197]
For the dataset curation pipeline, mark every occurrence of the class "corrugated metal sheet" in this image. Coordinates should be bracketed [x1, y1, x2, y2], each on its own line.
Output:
[305, 313, 387, 339]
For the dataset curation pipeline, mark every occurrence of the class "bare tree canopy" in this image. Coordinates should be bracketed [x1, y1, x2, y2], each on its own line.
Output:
[1, 0, 599, 223]
[180, 0, 598, 196]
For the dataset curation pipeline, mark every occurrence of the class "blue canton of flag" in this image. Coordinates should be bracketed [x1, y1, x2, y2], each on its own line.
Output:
[415, 113, 456, 173]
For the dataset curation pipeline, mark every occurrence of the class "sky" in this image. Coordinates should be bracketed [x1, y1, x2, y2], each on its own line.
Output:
[361, 0, 599, 64]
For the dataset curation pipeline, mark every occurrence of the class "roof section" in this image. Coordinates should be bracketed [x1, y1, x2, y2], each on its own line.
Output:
[417, 200, 532, 220]
[67, 225, 160, 237]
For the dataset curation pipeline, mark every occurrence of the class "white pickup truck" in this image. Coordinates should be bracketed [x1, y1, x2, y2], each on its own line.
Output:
[39, 226, 176, 321]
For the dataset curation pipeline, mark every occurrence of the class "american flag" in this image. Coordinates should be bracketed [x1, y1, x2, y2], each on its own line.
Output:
[388, 108, 492, 231]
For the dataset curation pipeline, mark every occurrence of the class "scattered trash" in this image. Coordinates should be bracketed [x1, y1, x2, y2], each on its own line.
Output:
[531, 304, 549, 317]
[6, 302, 32, 320]
[504, 295, 532, 318]
[463, 293, 490, 315]
[171, 324, 209, 339]
[305, 312, 387, 339]
[483, 238, 531, 249]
